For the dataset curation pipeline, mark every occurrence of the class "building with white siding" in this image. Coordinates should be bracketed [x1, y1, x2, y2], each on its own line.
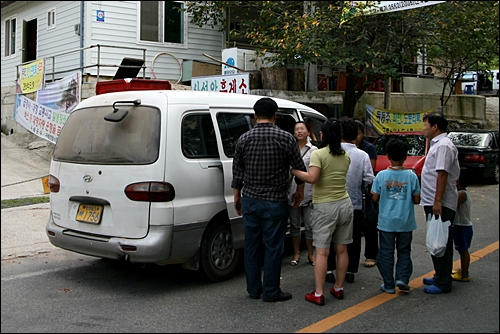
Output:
[1, 1, 228, 133]
[1, 0, 225, 86]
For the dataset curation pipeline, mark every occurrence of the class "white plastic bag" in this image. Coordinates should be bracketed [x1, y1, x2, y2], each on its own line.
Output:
[426, 214, 451, 257]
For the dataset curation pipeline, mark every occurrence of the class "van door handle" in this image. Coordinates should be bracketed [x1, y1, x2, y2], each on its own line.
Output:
[199, 160, 222, 169]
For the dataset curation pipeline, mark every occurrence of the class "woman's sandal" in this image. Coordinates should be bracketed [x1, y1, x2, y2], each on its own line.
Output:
[308, 257, 315, 266]
[290, 258, 300, 266]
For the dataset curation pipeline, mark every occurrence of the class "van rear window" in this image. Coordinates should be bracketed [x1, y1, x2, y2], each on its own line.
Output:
[53, 106, 161, 164]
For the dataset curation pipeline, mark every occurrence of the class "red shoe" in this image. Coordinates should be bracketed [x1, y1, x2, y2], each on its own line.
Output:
[330, 287, 344, 300]
[305, 291, 325, 306]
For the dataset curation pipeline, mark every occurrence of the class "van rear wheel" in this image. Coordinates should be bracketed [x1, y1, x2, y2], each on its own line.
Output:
[200, 223, 241, 282]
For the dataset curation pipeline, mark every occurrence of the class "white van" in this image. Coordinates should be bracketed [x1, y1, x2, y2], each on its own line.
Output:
[45, 80, 327, 282]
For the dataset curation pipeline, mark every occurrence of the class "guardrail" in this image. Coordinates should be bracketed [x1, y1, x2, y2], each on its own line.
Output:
[16, 44, 147, 83]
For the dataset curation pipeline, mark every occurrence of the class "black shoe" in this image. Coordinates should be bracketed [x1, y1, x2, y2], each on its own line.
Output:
[263, 291, 292, 302]
[345, 273, 355, 283]
[325, 272, 336, 283]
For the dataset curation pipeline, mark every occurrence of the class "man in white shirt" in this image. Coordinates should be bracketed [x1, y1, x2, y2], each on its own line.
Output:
[420, 112, 460, 294]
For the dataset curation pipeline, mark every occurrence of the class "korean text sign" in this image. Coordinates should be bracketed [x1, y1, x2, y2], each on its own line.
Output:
[365, 104, 435, 137]
[17, 58, 45, 94]
[14, 94, 68, 144]
[191, 73, 250, 94]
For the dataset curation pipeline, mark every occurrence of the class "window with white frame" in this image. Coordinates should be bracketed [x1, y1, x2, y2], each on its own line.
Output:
[4, 16, 17, 57]
[139, 1, 185, 45]
[47, 8, 56, 29]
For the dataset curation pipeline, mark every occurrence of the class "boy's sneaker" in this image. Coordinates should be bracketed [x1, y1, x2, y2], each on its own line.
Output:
[380, 284, 395, 294]
[451, 270, 471, 282]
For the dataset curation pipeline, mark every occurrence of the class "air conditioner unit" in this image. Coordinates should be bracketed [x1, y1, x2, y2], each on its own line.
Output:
[221, 48, 275, 75]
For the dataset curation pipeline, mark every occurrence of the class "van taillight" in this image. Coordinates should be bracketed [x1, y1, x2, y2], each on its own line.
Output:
[49, 175, 60, 193]
[464, 154, 486, 163]
[124, 182, 175, 202]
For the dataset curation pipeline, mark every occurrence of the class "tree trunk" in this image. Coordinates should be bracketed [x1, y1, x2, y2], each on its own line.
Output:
[343, 73, 358, 118]
[343, 69, 375, 118]
[261, 66, 288, 90]
[287, 68, 305, 91]
[248, 70, 262, 90]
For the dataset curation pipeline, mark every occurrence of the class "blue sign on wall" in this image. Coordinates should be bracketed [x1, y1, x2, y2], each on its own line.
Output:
[96, 10, 105, 22]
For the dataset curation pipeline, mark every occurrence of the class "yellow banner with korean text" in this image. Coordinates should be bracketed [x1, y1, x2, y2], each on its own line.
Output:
[17, 58, 45, 94]
[365, 104, 436, 138]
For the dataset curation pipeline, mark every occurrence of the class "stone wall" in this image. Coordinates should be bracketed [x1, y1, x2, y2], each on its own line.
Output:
[485, 97, 499, 128]
[354, 92, 492, 130]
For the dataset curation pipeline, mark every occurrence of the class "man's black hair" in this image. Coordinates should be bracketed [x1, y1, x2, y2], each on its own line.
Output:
[355, 120, 365, 134]
[340, 117, 358, 141]
[253, 97, 278, 120]
[423, 112, 448, 131]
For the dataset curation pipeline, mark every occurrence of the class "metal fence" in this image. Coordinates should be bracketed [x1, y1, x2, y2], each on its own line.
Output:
[16, 44, 147, 83]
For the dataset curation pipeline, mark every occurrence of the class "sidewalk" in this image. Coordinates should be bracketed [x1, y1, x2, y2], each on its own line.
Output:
[1, 132, 56, 260]
[1, 132, 52, 200]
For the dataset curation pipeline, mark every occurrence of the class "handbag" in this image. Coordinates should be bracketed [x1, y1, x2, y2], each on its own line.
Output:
[426, 214, 451, 257]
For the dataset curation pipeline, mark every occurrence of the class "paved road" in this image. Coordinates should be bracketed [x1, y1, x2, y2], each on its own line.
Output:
[1, 131, 498, 333]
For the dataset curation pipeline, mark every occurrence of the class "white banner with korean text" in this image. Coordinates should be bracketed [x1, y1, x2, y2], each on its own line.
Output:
[14, 94, 69, 144]
[191, 73, 250, 94]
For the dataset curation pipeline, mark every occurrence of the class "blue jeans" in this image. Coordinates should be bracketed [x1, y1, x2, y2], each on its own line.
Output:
[377, 230, 413, 289]
[242, 196, 288, 301]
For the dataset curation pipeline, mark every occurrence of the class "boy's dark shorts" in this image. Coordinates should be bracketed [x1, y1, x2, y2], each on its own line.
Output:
[452, 225, 473, 252]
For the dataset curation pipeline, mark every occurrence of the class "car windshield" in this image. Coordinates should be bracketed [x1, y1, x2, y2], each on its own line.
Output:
[448, 132, 491, 147]
[375, 134, 426, 156]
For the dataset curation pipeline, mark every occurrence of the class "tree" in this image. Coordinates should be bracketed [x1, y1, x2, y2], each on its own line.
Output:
[185, 1, 498, 117]
[424, 1, 499, 107]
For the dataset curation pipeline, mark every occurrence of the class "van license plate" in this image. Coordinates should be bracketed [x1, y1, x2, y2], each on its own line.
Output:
[76, 204, 103, 224]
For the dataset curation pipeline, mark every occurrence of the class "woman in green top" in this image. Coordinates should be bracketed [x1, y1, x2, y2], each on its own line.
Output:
[292, 118, 353, 306]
